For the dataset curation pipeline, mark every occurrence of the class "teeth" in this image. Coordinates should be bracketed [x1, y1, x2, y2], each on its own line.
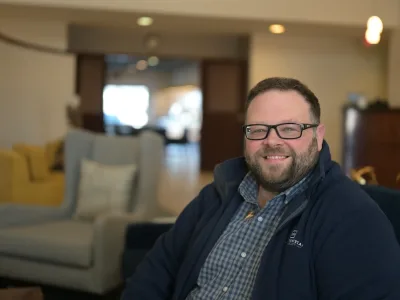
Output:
[266, 156, 286, 159]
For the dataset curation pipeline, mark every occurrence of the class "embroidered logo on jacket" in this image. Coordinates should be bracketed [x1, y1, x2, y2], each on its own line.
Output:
[287, 229, 304, 248]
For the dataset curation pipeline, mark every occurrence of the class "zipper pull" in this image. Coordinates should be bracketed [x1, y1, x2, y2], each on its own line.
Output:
[244, 210, 255, 220]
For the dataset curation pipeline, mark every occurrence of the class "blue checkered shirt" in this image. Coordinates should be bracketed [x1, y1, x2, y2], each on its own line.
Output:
[186, 172, 311, 300]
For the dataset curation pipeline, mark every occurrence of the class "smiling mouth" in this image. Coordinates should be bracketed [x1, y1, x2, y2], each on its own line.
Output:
[263, 155, 289, 161]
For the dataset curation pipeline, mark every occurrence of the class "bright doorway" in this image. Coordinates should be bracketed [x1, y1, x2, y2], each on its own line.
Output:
[103, 84, 150, 131]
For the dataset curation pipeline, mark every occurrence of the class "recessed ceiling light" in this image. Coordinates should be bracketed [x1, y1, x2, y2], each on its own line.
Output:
[148, 56, 159, 66]
[365, 29, 381, 45]
[367, 16, 383, 33]
[136, 60, 148, 71]
[137, 16, 153, 27]
[144, 35, 161, 50]
[269, 24, 285, 34]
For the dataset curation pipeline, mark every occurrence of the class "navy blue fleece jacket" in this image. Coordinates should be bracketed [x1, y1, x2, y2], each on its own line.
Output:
[122, 141, 400, 299]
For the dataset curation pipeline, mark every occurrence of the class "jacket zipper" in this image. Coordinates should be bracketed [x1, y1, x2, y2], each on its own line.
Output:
[275, 199, 308, 234]
[275, 171, 322, 234]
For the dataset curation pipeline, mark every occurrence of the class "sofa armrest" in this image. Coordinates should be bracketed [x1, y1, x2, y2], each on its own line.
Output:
[92, 213, 177, 291]
[91, 213, 147, 292]
[0, 203, 68, 228]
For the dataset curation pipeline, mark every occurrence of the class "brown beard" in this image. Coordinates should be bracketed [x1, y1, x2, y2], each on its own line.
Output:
[245, 137, 319, 193]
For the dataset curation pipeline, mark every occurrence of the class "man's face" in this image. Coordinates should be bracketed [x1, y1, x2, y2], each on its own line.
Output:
[244, 90, 325, 192]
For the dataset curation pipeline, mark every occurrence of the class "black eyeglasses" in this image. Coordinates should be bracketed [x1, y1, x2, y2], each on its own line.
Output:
[242, 123, 319, 140]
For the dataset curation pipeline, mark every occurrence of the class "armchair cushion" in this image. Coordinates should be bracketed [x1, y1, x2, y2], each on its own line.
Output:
[74, 159, 138, 221]
[0, 220, 93, 268]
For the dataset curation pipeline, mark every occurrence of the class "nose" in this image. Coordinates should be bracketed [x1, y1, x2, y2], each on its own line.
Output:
[261, 127, 283, 147]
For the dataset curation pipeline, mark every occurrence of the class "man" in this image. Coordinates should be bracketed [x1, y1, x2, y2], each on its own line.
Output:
[121, 77, 400, 299]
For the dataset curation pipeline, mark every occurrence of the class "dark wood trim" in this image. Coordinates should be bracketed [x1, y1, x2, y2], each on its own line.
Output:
[76, 54, 106, 133]
[200, 59, 248, 113]
[199, 59, 248, 171]
[82, 113, 104, 133]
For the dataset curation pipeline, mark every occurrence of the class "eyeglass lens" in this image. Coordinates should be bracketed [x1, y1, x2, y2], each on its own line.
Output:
[246, 124, 302, 139]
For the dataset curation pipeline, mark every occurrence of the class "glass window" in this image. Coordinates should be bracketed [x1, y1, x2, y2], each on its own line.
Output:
[103, 84, 149, 129]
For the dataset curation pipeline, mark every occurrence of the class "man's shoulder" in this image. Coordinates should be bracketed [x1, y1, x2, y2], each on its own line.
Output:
[307, 172, 395, 254]
[313, 169, 382, 221]
[185, 181, 225, 216]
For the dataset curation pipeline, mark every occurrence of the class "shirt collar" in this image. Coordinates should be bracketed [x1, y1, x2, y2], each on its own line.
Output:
[238, 171, 312, 206]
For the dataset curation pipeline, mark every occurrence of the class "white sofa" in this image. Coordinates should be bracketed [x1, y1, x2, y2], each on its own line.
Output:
[0, 129, 172, 294]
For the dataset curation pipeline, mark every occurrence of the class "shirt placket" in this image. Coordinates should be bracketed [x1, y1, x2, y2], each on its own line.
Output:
[217, 203, 273, 299]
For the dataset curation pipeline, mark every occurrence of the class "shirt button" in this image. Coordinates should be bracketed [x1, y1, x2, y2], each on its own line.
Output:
[222, 287, 228, 292]
[257, 216, 263, 222]
[241, 252, 247, 258]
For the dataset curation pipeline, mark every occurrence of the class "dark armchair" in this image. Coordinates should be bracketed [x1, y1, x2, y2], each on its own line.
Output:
[122, 220, 175, 281]
[361, 184, 400, 243]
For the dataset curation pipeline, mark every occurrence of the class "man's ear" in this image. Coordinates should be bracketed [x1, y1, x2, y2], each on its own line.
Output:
[316, 124, 325, 151]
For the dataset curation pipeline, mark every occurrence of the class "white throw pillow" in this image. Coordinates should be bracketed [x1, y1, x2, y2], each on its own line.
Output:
[74, 158, 138, 220]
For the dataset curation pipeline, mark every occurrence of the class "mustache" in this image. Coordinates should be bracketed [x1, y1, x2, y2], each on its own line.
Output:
[256, 147, 292, 156]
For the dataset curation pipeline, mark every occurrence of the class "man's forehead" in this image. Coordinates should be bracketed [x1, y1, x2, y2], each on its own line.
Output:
[246, 91, 312, 122]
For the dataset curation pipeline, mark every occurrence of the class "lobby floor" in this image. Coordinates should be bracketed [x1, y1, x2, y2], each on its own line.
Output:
[158, 142, 214, 216]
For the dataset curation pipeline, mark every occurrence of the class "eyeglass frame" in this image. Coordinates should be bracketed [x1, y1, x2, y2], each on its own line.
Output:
[242, 122, 319, 140]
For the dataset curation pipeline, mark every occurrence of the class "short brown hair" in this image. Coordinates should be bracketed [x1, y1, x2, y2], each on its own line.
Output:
[247, 77, 321, 123]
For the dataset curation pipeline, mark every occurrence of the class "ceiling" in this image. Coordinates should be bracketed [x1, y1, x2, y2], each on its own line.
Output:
[0, 3, 387, 39]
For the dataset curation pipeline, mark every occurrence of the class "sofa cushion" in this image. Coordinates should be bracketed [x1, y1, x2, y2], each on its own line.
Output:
[74, 159, 138, 221]
[13, 145, 50, 181]
[0, 221, 93, 268]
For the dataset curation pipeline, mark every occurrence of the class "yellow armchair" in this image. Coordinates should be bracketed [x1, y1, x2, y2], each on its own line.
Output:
[0, 141, 64, 206]
[350, 166, 378, 185]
